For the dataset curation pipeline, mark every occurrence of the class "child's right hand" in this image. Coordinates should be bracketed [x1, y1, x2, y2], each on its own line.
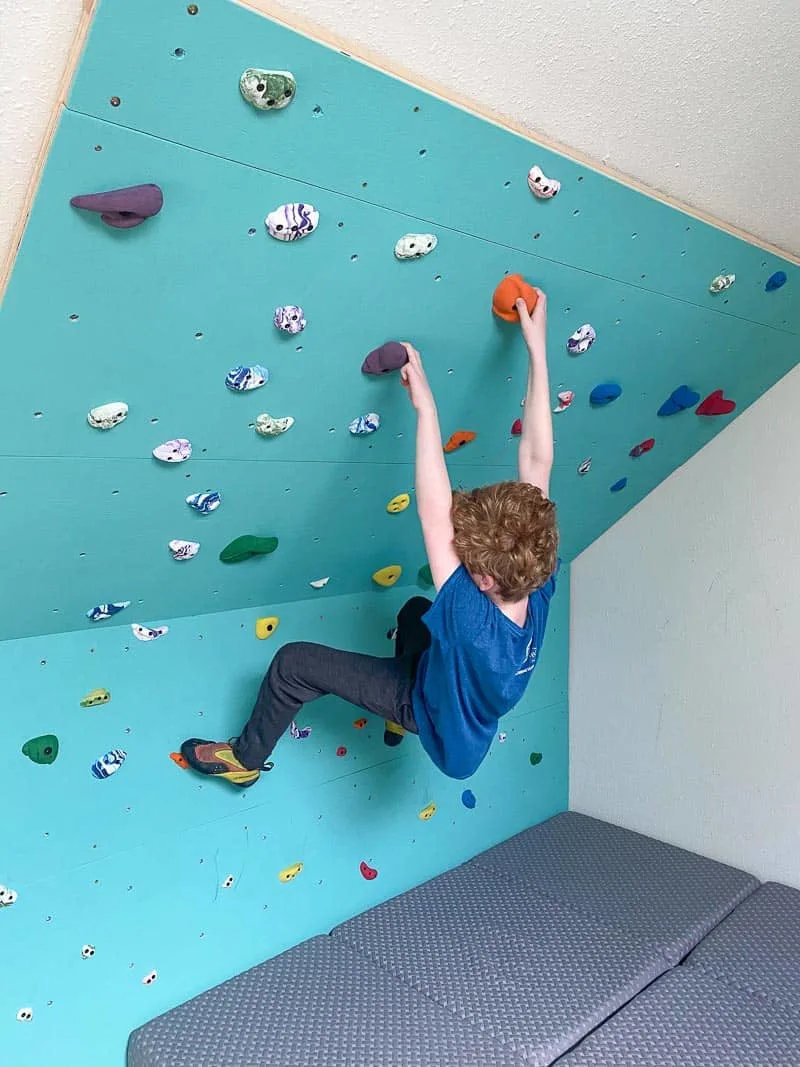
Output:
[516, 289, 547, 354]
[400, 342, 436, 413]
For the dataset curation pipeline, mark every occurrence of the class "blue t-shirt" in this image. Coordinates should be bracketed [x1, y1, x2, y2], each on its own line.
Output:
[412, 564, 557, 779]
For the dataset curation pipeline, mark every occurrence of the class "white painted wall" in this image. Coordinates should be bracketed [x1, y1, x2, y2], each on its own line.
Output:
[570, 366, 800, 887]
[2, 0, 800, 274]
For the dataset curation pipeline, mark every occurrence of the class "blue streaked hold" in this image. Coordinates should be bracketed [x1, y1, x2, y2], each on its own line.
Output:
[225, 365, 269, 392]
[186, 491, 221, 514]
[658, 385, 701, 417]
[589, 382, 622, 406]
[86, 601, 130, 622]
[610, 478, 627, 493]
[461, 789, 476, 809]
[765, 271, 787, 292]
[91, 748, 127, 779]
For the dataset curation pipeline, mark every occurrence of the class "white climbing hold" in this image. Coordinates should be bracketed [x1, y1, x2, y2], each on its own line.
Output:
[273, 305, 306, 334]
[87, 402, 128, 430]
[310, 577, 330, 589]
[498, 732, 507, 743]
[394, 233, 437, 260]
[349, 412, 380, 435]
[527, 165, 560, 199]
[239, 68, 296, 110]
[81, 944, 95, 959]
[186, 491, 221, 514]
[168, 540, 200, 561]
[221, 875, 235, 889]
[131, 624, 169, 641]
[141, 970, 158, 986]
[91, 748, 126, 779]
[0, 885, 18, 907]
[578, 458, 592, 475]
[16, 1008, 33, 1023]
[152, 439, 192, 463]
[553, 390, 575, 413]
[265, 203, 319, 241]
[709, 273, 735, 293]
[255, 413, 295, 436]
[567, 324, 596, 355]
[226, 365, 268, 392]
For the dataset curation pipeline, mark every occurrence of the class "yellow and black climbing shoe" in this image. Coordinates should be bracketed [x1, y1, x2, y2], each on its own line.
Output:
[180, 738, 260, 787]
[383, 720, 406, 748]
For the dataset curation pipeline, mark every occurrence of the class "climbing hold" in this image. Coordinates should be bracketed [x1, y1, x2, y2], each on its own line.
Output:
[225, 365, 268, 392]
[310, 577, 330, 589]
[70, 184, 163, 229]
[553, 390, 575, 413]
[219, 535, 279, 564]
[21, 735, 59, 765]
[394, 233, 437, 260]
[590, 382, 622, 406]
[169, 751, 189, 769]
[577, 458, 592, 475]
[168, 539, 200, 561]
[461, 789, 476, 809]
[610, 478, 627, 493]
[567, 324, 596, 355]
[529, 751, 543, 766]
[255, 616, 279, 639]
[386, 493, 410, 514]
[630, 438, 655, 458]
[91, 748, 127, 779]
[16, 1008, 33, 1023]
[372, 565, 402, 588]
[239, 68, 296, 110]
[221, 875, 235, 889]
[443, 430, 476, 452]
[141, 971, 158, 986]
[349, 412, 381, 435]
[765, 271, 787, 292]
[658, 385, 700, 416]
[709, 273, 735, 293]
[418, 803, 437, 821]
[278, 862, 303, 883]
[152, 438, 192, 463]
[359, 861, 378, 880]
[265, 203, 319, 241]
[186, 490, 221, 514]
[131, 623, 169, 641]
[273, 305, 306, 334]
[492, 273, 538, 322]
[80, 688, 111, 708]
[289, 721, 312, 739]
[696, 389, 736, 417]
[417, 563, 433, 588]
[336, 746, 347, 757]
[498, 732, 507, 743]
[86, 601, 130, 622]
[527, 165, 560, 199]
[87, 402, 128, 430]
[255, 413, 295, 436]
[0, 886, 18, 907]
[353, 718, 368, 729]
[361, 341, 409, 375]
[511, 418, 522, 436]
[80, 944, 95, 959]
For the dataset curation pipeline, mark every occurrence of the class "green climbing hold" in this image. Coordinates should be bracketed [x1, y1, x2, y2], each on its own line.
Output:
[529, 751, 543, 766]
[418, 564, 433, 588]
[219, 535, 279, 564]
[22, 735, 59, 765]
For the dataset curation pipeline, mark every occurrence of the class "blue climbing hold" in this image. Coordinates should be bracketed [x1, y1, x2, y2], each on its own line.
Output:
[589, 382, 622, 406]
[461, 789, 476, 809]
[658, 385, 701, 417]
[610, 478, 627, 493]
[765, 271, 787, 292]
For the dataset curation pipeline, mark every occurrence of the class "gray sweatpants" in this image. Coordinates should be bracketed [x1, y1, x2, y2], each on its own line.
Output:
[233, 596, 433, 770]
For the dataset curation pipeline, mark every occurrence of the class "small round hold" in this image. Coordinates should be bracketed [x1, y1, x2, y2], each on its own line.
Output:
[273, 305, 306, 334]
[255, 616, 279, 639]
[187, 3, 198, 13]
[141, 970, 158, 985]
[81, 944, 96, 959]
[709, 273, 735, 293]
[221, 875, 235, 889]
[109, 96, 121, 107]
[240, 69, 296, 110]
[529, 751, 543, 766]
[461, 789, 476, 809]
[16, 1008, 33, 1023]
[0, 885, 18, 906]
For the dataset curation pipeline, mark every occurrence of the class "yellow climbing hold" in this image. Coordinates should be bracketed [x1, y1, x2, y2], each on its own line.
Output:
[278, 861, 303, 883]
[386, 493, 410, 514]
[418, 803, 437, 821]
[372, 565, 402, 588]
[80, 688, 111, 708]
[255, 616, 280, 640]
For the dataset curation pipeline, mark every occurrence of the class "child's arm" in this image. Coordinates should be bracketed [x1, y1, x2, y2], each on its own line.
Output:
[400, 343, 461, 592]
[516, 291, 553, 497]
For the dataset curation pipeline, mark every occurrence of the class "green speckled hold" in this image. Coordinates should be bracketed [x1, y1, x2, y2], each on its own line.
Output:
[219, 535, 279, 564]
[417, 564, 433, 588]
[529, 751, 543, 766]
[239, 69, 296, 110]
[22, 734, 59, 765]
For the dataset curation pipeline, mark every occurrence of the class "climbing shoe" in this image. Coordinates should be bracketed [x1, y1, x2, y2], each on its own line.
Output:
[180, 738, 261, 787]
[383, 720, 406, 748]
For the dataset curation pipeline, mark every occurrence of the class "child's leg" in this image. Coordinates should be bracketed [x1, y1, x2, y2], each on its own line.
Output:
[385, 596, 432, 747]
[181, 641, 417, 785]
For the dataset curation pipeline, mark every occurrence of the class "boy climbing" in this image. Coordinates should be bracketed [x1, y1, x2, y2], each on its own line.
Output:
[180, 289, 558, 786]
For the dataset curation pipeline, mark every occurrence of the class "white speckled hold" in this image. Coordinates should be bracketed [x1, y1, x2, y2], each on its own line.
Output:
[87, 402, 128, 430]
[310, 577, 330, 589]
[709, 273, 735, 292]
[255, 413, 295, 436]
[394, 233, 437, 259]
[527, 165, 560, 199]
[168, 539, 200, 561]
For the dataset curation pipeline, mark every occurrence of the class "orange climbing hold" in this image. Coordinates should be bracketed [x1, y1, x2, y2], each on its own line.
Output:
[444, 430, 476, 453]
[492, 273, 538, 322]
[169, 751, 189, 769]
[353, 717, 368, 729]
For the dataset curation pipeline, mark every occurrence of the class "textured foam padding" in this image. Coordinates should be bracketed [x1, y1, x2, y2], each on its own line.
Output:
[126, 935, 511, 1067]
[685, 881, 800, 1003]
[559, 967, 800, 1066]
[332, 862, 668, 1065]
[467, 811, 758, 963]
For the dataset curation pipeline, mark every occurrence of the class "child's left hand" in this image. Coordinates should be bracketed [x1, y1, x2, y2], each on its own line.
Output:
[400, 343, 436, 414]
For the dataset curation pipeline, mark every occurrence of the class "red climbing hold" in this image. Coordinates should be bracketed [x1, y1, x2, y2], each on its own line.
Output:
[336, 746, 347, 757]
[359, 861, 378, 880]
[696, 389, 736, 417]
[629, 437, 655, 458]
[511, 418, 522, 436]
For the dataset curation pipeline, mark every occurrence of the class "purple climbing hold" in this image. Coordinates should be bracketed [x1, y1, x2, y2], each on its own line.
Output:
[70, 184, 163, 229]
[361, 341, 409, 375]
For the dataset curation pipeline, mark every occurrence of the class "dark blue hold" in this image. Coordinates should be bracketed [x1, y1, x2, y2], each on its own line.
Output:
[765, 271, 787, 292]
[589, 382, 622, 406]
[658, 385, 700, 417]
[610, 478, 627, 493]
[461, 789, 476, 809]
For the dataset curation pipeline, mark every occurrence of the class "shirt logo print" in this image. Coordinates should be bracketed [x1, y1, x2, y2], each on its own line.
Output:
[515, 635, 538, 676]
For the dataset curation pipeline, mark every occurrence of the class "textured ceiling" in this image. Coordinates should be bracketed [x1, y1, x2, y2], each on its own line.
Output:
[2, 0, 799, 272]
